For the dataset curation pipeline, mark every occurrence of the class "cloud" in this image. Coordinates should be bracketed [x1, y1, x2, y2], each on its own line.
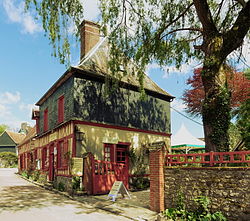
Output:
[0, 91, 34, 130]
[2, 0, 41, 34]
[0, 91, 21, 104]
[171, 99, 187, 112]
[80, 0, 100, 21]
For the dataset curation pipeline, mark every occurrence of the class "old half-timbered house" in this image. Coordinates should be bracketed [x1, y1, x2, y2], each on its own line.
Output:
[18, 20, 174, 194]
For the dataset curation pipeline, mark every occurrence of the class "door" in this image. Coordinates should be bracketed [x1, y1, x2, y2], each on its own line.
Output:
[49, 144, 54, 181]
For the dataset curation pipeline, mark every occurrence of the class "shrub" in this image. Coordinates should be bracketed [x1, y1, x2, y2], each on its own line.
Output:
[72, 176, 81, 191]
[58, 182, 65, 192]
[162, 195, 227, 221]
[0, 152, 18, 168]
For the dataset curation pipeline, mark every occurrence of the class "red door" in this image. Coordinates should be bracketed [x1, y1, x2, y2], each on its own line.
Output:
[49, 144, 54, 181]
[92, 143, 129, 194]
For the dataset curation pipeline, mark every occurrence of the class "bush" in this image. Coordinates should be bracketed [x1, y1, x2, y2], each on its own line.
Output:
[58, 182, 65, 192]
[129, 176, 150, 191]
[72, 176, 81, 191]
[162, 195, 227, 221]
[0, 152, 18, 168]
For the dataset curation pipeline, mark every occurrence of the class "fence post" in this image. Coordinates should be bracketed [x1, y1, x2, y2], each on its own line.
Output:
[149, 147, 165, 212]
[210, 151, 214, 166]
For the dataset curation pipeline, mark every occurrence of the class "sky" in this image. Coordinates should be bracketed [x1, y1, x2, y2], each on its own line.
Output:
[0, 0, 249, 139]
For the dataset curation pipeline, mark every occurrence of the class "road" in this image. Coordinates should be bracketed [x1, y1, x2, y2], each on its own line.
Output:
[0, 168, 131, 221]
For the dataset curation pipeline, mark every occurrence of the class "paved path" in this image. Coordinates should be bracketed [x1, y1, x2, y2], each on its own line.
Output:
[0, 168, 132, 221]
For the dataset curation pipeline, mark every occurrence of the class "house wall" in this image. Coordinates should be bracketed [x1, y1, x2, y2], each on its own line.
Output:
[0, 147, 16, 153]
[75, 123, 171, 172]
[73, 77, 171, 133]
[39, 77, 74, 134]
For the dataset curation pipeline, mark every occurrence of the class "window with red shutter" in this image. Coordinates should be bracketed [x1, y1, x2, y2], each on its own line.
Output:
[42, 147, 47, 170]
[57, 139, 68, 169]
[44, 108, 48, 131]
[58, 95, 64, 124]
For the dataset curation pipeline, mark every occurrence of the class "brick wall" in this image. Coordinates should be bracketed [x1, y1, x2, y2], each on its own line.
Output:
[164, 167, 250, 220]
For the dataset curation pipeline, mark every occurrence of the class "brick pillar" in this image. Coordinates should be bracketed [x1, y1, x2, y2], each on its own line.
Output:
[149, 148, 165, 212]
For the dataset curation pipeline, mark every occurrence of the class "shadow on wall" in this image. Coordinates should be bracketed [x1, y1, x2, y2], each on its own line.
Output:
[74, 78, 170, 133]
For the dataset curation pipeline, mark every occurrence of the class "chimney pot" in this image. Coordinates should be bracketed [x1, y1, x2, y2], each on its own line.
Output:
[80, 20, 100, 61]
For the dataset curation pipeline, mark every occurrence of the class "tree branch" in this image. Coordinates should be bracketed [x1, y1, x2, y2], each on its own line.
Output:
[160, 27, 203, 40]
[235, 0, 247, 7]
[193, 0, 218, 36]
[222, 1, 250, 58]
[156, 2, 194, 38]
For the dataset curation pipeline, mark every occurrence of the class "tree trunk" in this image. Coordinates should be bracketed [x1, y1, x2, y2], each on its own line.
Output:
[201, 56, 231, 152]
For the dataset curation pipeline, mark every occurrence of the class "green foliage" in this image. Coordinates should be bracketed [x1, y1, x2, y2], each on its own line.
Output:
[21, 170, 29, 179]
[163, 195, 227, 221]
[31, 170, 41, 182]
[58, 182, 65, 192]
[0, 152, 18, 168]
[0, 124, 9, 134]
[72, 176, 81, 191]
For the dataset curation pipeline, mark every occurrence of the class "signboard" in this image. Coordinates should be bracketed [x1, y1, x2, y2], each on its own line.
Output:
[71, 157, 83, 176]
[107, 181, 131, 202]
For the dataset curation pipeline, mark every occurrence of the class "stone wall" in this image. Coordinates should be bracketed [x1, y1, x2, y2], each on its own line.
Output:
[164, 167, 250, 220]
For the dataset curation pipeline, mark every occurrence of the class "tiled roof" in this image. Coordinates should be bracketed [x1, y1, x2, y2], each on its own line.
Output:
[18, 126, 36, 146]
[5, 131, 26, 144]
[76, 38, 174, 100]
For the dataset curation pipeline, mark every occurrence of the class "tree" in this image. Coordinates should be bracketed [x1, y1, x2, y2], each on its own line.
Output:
[0, 124, 9, 135]
[182, 67, 250, 116]
[235, 69, 250, 149]
[24, 0, 250, 152]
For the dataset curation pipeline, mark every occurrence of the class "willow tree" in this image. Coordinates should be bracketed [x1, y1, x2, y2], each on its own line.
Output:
[24, 0, 250, 152]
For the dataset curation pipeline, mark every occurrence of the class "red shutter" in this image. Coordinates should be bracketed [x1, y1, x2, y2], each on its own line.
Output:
[58, 96, 64, 123]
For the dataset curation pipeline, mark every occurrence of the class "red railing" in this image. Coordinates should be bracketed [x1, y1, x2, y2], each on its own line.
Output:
[166, 150, 250, 167]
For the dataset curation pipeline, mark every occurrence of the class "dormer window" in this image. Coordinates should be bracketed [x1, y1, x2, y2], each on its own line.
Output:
[58, 95, 64, 124]
[44, 108, 48, 132]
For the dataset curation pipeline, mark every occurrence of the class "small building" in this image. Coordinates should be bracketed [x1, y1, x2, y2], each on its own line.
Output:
[171, 124, 205, 153]
[0, 130, 25, 154]
[18, 20, 174, 194]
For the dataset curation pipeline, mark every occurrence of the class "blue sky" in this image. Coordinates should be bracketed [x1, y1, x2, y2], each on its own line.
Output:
[0, 0, 249, 139]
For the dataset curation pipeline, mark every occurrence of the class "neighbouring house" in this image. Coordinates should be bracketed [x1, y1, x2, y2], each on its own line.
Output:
[17, 20, 174, 194]
[171, 124, 205, 153]
[0, 130, 25, 154]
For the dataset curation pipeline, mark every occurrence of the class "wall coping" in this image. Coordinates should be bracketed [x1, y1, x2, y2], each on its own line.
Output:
[165, 167, 250, 171]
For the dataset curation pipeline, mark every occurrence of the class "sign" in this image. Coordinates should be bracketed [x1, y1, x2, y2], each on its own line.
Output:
[107, 181, 131, 202]
[147, 141, 166, 150]
[71, 157, 83, 176]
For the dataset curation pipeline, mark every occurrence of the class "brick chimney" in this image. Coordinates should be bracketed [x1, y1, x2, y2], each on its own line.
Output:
[80, 20, 100, 61]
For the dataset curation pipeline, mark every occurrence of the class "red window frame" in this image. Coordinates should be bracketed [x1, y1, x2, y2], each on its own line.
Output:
[42, 147, 48, 170]
[44, 108, 48, 132]
[104, 144, 115, 162]
[57, 139, 69, 169]
[57, 95, 64, 124]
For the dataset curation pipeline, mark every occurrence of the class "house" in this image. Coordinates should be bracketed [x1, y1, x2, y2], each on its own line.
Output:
[171, 124, 205, 153]
[0, 130, 25, 154]
[18, 20, 174, 194]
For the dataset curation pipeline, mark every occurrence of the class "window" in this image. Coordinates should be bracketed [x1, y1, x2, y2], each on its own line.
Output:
[57, 139, 68, 168]
[104, 144, 114, 162]
[42, 147, 47, 170]
[44, 108, 48, 132]
[57, 95, 64, 123]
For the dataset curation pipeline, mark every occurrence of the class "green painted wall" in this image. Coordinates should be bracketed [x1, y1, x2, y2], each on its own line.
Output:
[0, 131, 16, 146]
[39, 77, 75, 134]
[73, 77, 171, 133]
[0, 147, 16, 153]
